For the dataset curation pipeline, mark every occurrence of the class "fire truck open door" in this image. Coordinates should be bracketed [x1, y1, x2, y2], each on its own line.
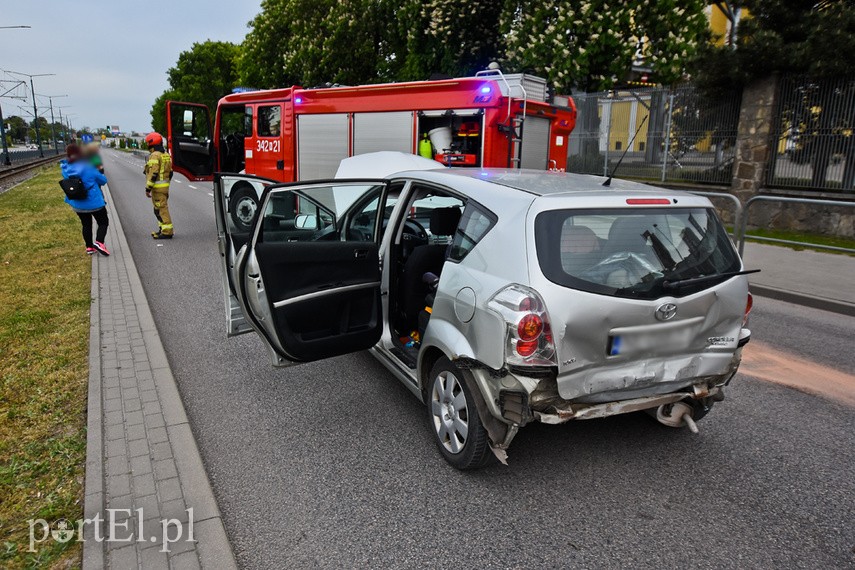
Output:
[166, 101, 215, 181]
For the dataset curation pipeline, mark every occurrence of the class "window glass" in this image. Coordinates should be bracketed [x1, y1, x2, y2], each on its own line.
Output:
[244, 106, 253, 135]
[171, 105, 209, 141]
[260, 183, 383, 243]
[344, 185, 401, 242]
[449, 204, 495, 261]
[535, 208, 740, 299]
[258, 106, 281, 137]
[408, 191, 464, 244]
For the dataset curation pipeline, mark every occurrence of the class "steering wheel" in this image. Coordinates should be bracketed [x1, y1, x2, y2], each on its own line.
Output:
[402, 218, 428, 246]
[224, 133, 237, 153]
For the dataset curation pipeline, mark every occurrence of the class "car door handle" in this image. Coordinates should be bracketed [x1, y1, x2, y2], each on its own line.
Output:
[353, 249, 369, 259]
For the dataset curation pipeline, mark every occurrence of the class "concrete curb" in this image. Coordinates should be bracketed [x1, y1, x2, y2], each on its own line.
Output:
[82, 244, 105, 569]
[751, 284, 855, 317]
[82, 183, 237, 568]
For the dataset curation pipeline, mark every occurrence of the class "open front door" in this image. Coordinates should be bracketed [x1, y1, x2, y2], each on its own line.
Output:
[229, 179, 389, 366]
[214, 173, 276, 336]
[166, 101, 215, 181]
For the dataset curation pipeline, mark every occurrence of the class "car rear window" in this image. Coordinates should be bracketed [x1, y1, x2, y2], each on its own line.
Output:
[534, 208, 741, 299]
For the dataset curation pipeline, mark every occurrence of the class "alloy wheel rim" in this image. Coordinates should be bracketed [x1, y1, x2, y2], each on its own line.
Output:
[430, 371, 469, 454]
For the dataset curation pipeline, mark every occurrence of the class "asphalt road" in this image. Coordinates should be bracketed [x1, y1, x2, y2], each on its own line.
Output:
[101, 150, 855, 569]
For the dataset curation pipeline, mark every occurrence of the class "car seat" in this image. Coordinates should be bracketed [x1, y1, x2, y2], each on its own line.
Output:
[604, 216, 655, 258]
[398, 207, 461, 328]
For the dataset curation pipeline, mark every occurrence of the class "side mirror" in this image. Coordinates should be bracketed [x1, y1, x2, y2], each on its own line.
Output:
[182, 109, 194, 136]
[295, 214, 318, 230]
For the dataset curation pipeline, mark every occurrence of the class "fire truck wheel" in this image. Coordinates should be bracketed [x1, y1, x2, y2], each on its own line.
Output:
[229, 183, 259, 232]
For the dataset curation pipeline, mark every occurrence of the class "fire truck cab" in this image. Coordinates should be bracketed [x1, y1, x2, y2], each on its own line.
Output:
[166, 71, 577, 185]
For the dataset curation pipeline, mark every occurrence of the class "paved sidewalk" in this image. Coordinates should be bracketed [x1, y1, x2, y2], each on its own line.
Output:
[742, 242, 855, 316]
[83, 184, 237, 569]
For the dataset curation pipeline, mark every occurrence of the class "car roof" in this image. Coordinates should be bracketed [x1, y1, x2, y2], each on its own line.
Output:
[388, 168, 709, 207]
[420, 168, 689, 195]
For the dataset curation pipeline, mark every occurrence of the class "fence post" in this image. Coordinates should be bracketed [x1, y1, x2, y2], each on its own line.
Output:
[603, 98, 612, 177]
[660, 92, 674, 183]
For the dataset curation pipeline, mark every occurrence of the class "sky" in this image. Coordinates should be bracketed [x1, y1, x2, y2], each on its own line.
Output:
[0, 0, 262, 133]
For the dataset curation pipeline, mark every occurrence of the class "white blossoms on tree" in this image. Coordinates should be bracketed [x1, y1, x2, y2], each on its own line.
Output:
[500, 0, 707, 92]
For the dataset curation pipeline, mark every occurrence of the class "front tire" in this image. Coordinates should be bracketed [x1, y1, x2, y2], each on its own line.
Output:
[426, 357, 492, 470]
[229, 183, 259, 232]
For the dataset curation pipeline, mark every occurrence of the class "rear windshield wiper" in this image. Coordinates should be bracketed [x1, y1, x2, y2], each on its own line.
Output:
[663, 269, 760, 290]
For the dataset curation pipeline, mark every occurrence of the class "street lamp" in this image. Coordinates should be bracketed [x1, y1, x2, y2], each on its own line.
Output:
[5, 70, 56, 158]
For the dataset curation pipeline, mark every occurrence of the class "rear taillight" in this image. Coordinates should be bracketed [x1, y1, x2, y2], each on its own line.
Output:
[488, 285, 557, 367]
[517, 313, 543, 341]
[743, 292, 753, 327]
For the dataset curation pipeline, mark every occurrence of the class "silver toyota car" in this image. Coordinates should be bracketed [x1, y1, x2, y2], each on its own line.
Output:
[214, 156, 753, 469]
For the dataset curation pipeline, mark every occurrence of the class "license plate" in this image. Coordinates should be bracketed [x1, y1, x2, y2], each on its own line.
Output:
[609, 327, 693, 356]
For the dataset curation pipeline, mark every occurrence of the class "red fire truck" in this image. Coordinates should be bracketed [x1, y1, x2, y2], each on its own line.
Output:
[166, 70, 576, 184]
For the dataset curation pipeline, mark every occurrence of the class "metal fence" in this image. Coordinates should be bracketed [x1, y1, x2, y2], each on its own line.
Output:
[0, 145, 65, 168]
[767, 76, 855, 193]
[567, 85, 741, 186]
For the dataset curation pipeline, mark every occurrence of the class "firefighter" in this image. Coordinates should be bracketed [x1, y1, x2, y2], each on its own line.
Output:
[144, 132, 174, 239]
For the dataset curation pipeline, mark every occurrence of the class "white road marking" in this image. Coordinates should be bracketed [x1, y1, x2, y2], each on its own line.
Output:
[188, 185, 197, 189]
[174, 179, 183, 183]
[208, 192, 214, 197]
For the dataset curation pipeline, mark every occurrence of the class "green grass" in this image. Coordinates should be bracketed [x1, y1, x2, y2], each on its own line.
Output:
[745, 227, 855, 255]
[0, 166, 90, 569]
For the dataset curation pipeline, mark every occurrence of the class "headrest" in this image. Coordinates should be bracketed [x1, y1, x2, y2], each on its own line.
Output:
[429, 207, 461, 236]
[561, 225, 600, 254]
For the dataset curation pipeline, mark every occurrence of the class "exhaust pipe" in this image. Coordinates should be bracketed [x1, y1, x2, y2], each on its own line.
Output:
[655, 401, 699, 434]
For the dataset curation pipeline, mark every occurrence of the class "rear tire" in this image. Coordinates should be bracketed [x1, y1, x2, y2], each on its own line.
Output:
[426, 357, 493, 470]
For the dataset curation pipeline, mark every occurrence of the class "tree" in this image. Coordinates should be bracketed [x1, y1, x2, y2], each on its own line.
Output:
[6, 115, 27, 142]
[395, 0, 504, 80]
[239, 0, 401, 88]
[501, 1, 709, 93]
[692, 1, 855, 189]
[150, 41, 240, 132]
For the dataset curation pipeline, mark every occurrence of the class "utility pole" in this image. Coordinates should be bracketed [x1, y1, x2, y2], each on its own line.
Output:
[0, 102, 9, 165]
[0, 79, 27, 166]
[39, 94, 67, 154]
[5, 71, 55, 158]
[55, 106, 72, 146]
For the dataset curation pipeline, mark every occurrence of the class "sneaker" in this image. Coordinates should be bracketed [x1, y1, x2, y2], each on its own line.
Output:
[93, 241, 110, 256]
[85, 247, 96, 255]
[151, 231, 173, 240]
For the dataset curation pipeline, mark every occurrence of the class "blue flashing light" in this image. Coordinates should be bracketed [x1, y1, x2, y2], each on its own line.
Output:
[295, 97, 303, 104]
[480, 85, 492, 94]
[480, 171, 489, 177]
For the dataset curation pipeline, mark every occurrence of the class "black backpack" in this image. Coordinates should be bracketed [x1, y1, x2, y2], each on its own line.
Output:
[59, 176, 88, 200]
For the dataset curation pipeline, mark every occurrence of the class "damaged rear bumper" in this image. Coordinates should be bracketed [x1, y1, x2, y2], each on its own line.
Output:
[533, 385, 722, 424]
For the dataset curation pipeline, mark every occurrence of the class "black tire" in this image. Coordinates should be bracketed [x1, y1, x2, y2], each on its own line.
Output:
[228, 183, 259, 232]
[426, 357, 493, 470]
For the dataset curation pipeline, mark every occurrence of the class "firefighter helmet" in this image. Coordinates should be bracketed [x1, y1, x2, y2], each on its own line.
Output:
[145, 132, 163, 147]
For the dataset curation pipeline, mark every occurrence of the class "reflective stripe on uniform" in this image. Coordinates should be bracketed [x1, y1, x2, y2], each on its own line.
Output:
[151, 182, 170, 188]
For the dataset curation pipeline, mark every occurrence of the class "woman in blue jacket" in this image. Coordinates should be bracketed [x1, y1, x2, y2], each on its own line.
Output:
[61, 143, 110, 255]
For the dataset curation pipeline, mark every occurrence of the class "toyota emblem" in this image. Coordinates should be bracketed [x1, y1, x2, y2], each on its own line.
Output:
[655, 303, 678, 321]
